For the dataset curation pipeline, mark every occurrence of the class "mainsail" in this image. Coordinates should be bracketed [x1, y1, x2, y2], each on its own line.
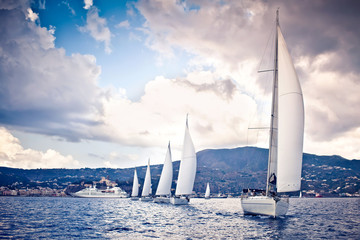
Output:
[155, 142, 173, 196]
[175, 116, 197, 196]
[276, 25, 304, 192]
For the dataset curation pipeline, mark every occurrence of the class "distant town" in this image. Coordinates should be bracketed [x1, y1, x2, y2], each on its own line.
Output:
[1, 147, 359, 198]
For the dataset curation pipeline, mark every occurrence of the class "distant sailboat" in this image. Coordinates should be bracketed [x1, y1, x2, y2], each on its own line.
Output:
[140, 159, 153, 201]
[154, 142, 173, 203]
[170, 115, 197, 205]
[241, 10, 305, 218]
[131, 168, 139, 200]
[205, 182, 210, 199]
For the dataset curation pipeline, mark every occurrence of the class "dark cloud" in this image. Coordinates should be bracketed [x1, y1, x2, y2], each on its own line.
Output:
[268, 0, 360, 73]
[0, 1, 103, 141]
[177, 78, 237, 100]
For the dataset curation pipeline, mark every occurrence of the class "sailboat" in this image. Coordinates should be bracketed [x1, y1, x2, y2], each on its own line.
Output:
[170, 115, 197, 205]
[154, 142, 173, 203]
[241, 10, 305, 218]
[131, 168, 139, 200]
[204, 182, 210, 199]
[140, 159, 153, 201]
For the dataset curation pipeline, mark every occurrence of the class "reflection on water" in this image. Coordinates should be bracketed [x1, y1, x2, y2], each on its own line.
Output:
[0, 197, 359, 239]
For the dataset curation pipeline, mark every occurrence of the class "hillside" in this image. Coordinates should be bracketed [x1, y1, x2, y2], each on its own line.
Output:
[0, 147, 359, 197]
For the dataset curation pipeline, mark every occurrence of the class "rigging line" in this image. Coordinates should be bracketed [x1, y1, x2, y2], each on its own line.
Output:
[257, 20, 277, 73]
[258, 69, 274, 73]
[247, 18, 276, 148]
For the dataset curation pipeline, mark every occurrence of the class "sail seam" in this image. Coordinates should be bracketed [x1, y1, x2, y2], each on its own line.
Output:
[279, 92, 302, 97]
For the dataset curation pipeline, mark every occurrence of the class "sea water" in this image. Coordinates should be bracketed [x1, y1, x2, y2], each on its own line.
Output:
[0, 197, 359, 239]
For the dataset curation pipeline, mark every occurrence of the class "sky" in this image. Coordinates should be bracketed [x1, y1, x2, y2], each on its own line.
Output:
[0, 0, 360, 169]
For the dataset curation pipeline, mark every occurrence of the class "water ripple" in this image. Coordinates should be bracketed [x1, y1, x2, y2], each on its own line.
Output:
[0, 197, 359, 239]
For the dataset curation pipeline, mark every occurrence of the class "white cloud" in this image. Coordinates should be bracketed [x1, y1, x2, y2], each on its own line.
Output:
[83, 0, 93, 10]
[136, 0, 268, 65]
[103, 151, 140, 168]
[80, 7, 112, 54]
[0, 127, 80, 169]
[39, 0, 46, 9]
[116, 20, 130, 29]
[97, 71, 256, 151]
[62, 1, 75, 15]
[26, 8, 38, 22]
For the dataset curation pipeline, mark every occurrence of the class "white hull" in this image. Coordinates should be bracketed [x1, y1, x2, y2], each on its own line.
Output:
[241, 196, 289, 217]
[71, 187, 128, 198]
[153, 196, 170, 203]
[140, 196, 153, 202]
[71, 194, 127, 198]
[170, 196, 190, 205]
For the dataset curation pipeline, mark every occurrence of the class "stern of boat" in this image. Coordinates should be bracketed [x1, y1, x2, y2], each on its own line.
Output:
[241, 196, 289, 217]
[170, 196, 190, 205]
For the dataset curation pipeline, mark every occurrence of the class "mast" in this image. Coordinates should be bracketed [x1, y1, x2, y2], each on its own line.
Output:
[266, 9, 279, 196]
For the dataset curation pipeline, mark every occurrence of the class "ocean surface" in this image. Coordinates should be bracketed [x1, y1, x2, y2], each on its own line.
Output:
[0, 197, 359, 239]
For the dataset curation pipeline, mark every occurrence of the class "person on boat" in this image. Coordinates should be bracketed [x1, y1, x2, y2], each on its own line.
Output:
[269, 173, 277, 185]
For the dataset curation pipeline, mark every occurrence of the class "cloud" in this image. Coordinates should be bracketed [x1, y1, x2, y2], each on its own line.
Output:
[38, 0, 46, 9]
[116, 20, 130, 29]
[26, 8, 38, 22]
[134, 0, 360, 159]
[62, 1, 76, 16]
[83, 0, 93, 10]
[0, 127, 80, 168]
[0, 2, 103, 141]
[103, 151, 139, 168]
[96, 71, 256, 150]
[299, 53, 360, 141]
[1, 0, 360, 164]
[80, 6, 112, 54]
[136, 0, 268, 65]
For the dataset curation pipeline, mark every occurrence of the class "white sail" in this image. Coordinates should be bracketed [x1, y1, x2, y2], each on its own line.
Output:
[141, 159, 152, 197]
[175, 116, 197, 196]
[277, 26, 304, 193]
[155, 142, 173, 196]
[205, 182, 210, 198]
[131, 169, 139, 197]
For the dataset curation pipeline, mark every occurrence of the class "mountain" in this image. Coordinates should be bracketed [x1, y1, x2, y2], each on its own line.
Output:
[0, 147, 359, 197]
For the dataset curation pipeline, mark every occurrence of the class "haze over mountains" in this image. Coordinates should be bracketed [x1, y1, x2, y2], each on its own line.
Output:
[0, 147, 359, 197]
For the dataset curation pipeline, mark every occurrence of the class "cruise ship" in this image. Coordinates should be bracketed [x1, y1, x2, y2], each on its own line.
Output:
[71, 186, 129, 198]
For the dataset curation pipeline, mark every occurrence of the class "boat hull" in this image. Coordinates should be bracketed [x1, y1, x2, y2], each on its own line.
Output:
[140, 196, 153, 201]
[241, 196, 289, 217]
[71, 194, 127, 198]
[170, 196, 190, 205]
[71, 187, 128, 198]
[153, 196, 170, 203]
[130, 197, 139, 201]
